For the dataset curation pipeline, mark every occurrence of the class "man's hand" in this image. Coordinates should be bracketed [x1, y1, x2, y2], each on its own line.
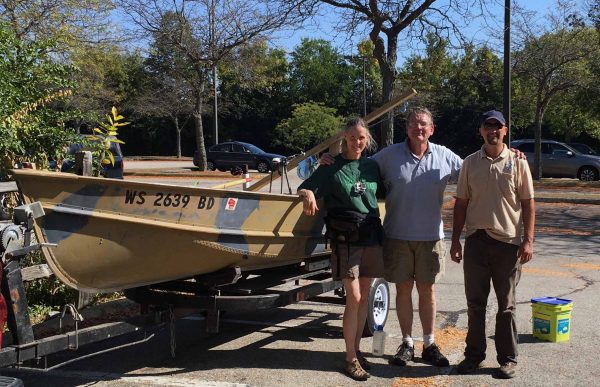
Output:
[298, 189, 319, 216]
[510, 147, 527, 160]
[517, 239, 533, 264]
[318, 153, 335, 165]
[450, 240, 463, 263]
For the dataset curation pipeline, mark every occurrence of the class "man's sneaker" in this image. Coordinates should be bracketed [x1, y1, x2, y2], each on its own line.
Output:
[390, 342, 414, 366]
[421, 343, 450, 367]
[494, 362, 516, 379]
[456, 357, 484, 374]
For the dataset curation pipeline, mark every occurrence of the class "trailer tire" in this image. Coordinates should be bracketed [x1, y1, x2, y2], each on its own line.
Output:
[363, 278, 390, 337]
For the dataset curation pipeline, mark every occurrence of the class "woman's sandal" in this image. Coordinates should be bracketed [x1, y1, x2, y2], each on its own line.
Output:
[356, 350, 372, 370]
[345, 359, 370, 381]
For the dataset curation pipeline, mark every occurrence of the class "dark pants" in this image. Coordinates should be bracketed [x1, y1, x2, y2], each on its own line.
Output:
[463, 230, 521, 365]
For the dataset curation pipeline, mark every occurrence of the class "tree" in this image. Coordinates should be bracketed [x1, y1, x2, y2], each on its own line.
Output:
[273, 102, 344, 153]
[346, 40, 383, 117]
[0, 0, 115, 46]
[119, 0, 313, 170]
[218, 40, 291, 150]
[544, 88, 600, 143]
[288, 39, 357, 114]
[135, 14, 196, 158]
[513, 2, 600, 179]
[0, 22, 76, 179]
[314, 0, 485, 148]
[67, 44, 146, 133]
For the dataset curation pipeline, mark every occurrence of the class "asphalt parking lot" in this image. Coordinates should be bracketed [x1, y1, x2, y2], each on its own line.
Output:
[1, 161, 599, 386]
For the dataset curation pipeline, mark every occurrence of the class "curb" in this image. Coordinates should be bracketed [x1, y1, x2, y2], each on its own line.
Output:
[535, 197, 600, 205]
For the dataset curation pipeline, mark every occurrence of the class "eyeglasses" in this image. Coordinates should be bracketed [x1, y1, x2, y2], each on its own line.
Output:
[482, 122, 504, 131]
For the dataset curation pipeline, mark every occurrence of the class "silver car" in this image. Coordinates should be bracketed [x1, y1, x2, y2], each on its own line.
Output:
[510, 139, 600, 181]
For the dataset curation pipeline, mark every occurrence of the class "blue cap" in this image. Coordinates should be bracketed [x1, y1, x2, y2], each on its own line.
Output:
[480, 110, 506, 126]
[374, 324, 383, 331]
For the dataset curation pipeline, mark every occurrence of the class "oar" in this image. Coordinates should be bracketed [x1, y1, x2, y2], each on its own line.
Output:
[246, 88, 417, 192]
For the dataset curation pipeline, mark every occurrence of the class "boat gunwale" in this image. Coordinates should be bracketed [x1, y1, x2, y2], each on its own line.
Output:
[11, 169, 301, 201]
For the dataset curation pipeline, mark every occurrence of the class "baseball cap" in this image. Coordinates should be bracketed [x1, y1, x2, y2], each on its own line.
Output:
[480, 110, 506, 126]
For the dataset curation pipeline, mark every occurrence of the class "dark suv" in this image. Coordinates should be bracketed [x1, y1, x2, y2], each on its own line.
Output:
[511, 139, 600, 181]
[194, 141, 285, 173]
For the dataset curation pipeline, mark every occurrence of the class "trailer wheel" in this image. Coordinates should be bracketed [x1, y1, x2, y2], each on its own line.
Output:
[363, 278, 390, 337]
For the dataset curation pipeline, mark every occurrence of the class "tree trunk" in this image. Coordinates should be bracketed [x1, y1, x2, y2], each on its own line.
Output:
[173, 115, 182, 158]
[563, 115, 574, 143]
[371, 31, 398, 149]
[380, 68, 395, 148]
[194, 80, 207, 171]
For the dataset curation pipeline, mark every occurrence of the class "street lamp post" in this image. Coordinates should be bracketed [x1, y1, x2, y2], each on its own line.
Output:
[344, 55, 368, 116]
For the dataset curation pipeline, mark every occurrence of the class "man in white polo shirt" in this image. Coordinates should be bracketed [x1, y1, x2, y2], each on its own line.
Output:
[371, 107, 460, 367]
[450, 110, 535, 379]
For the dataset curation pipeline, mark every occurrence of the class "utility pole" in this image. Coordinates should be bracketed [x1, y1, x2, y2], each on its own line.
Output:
[210, 0, 218, 145]
[213, 64, 218, 145]
[362, 56, 367, 117]
[503, 0, 511, 145]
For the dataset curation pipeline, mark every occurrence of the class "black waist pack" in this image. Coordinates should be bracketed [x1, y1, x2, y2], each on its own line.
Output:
[324, 208, 381, 245]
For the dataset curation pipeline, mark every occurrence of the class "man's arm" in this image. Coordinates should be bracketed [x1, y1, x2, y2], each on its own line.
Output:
[450, 197, 469, 263]
[518, 198, 535, 264]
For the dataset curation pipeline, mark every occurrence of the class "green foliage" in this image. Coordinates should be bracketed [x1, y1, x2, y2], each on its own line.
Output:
[90, 106, 127, 166]
[396, 36, 503, 156]
[68, 44, 146, 125]
[57, 107, 127, 177]
[0, 22, 77, 179]
[0, 0, 114, 49]
[218, 40, 291, 147]
[23, 251, 78, 313]
[289, 39, 358, 115]
[273, 102, 343, 153]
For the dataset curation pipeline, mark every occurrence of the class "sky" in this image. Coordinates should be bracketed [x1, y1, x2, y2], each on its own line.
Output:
[269, 0, 579, 63]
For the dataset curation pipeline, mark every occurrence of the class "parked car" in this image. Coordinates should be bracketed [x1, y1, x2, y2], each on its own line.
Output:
[567, 143, 598, 156]
[510, 139, 600, 181]
[60, 136, 124, 179]
[193, 141, 285, 173]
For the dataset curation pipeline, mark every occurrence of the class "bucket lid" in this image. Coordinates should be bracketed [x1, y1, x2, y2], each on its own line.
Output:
[531, 297, 572, 305]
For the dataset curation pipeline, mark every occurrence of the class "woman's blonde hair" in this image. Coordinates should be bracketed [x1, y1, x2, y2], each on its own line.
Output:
[342, 117, 377, 153]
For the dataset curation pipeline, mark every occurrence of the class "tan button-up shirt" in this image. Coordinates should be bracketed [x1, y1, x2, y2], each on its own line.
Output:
[456, 145, 534, 245]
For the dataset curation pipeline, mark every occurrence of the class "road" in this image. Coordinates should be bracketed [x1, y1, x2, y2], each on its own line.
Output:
[1, 163, 600, 386]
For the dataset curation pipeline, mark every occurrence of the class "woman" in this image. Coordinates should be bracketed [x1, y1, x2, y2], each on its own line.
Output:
[297, 118, 384, 381]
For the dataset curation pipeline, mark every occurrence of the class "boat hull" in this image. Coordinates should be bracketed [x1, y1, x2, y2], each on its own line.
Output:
[12, 170, 328, 292]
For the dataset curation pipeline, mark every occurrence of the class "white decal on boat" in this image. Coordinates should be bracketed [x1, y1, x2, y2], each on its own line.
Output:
[225, 197, 238, 211]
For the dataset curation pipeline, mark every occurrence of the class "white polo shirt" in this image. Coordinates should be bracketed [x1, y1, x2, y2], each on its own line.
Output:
[372, 141, 463, 241]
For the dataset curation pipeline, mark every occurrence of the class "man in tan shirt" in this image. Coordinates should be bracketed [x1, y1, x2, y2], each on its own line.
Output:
[450, 110, 535, 379]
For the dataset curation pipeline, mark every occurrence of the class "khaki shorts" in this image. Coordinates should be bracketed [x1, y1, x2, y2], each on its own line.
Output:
[331, 245, 384, 281]
[383, 238, 446, 284]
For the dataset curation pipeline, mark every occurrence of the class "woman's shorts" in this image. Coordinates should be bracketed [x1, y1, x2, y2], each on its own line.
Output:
[331, 244, 384, 281]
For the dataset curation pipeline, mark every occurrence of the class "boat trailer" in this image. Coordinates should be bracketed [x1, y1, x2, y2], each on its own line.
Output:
[0, 202, 390, 370]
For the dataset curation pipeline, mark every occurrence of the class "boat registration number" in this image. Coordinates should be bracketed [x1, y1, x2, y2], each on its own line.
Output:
[124, 190, 215, 210]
